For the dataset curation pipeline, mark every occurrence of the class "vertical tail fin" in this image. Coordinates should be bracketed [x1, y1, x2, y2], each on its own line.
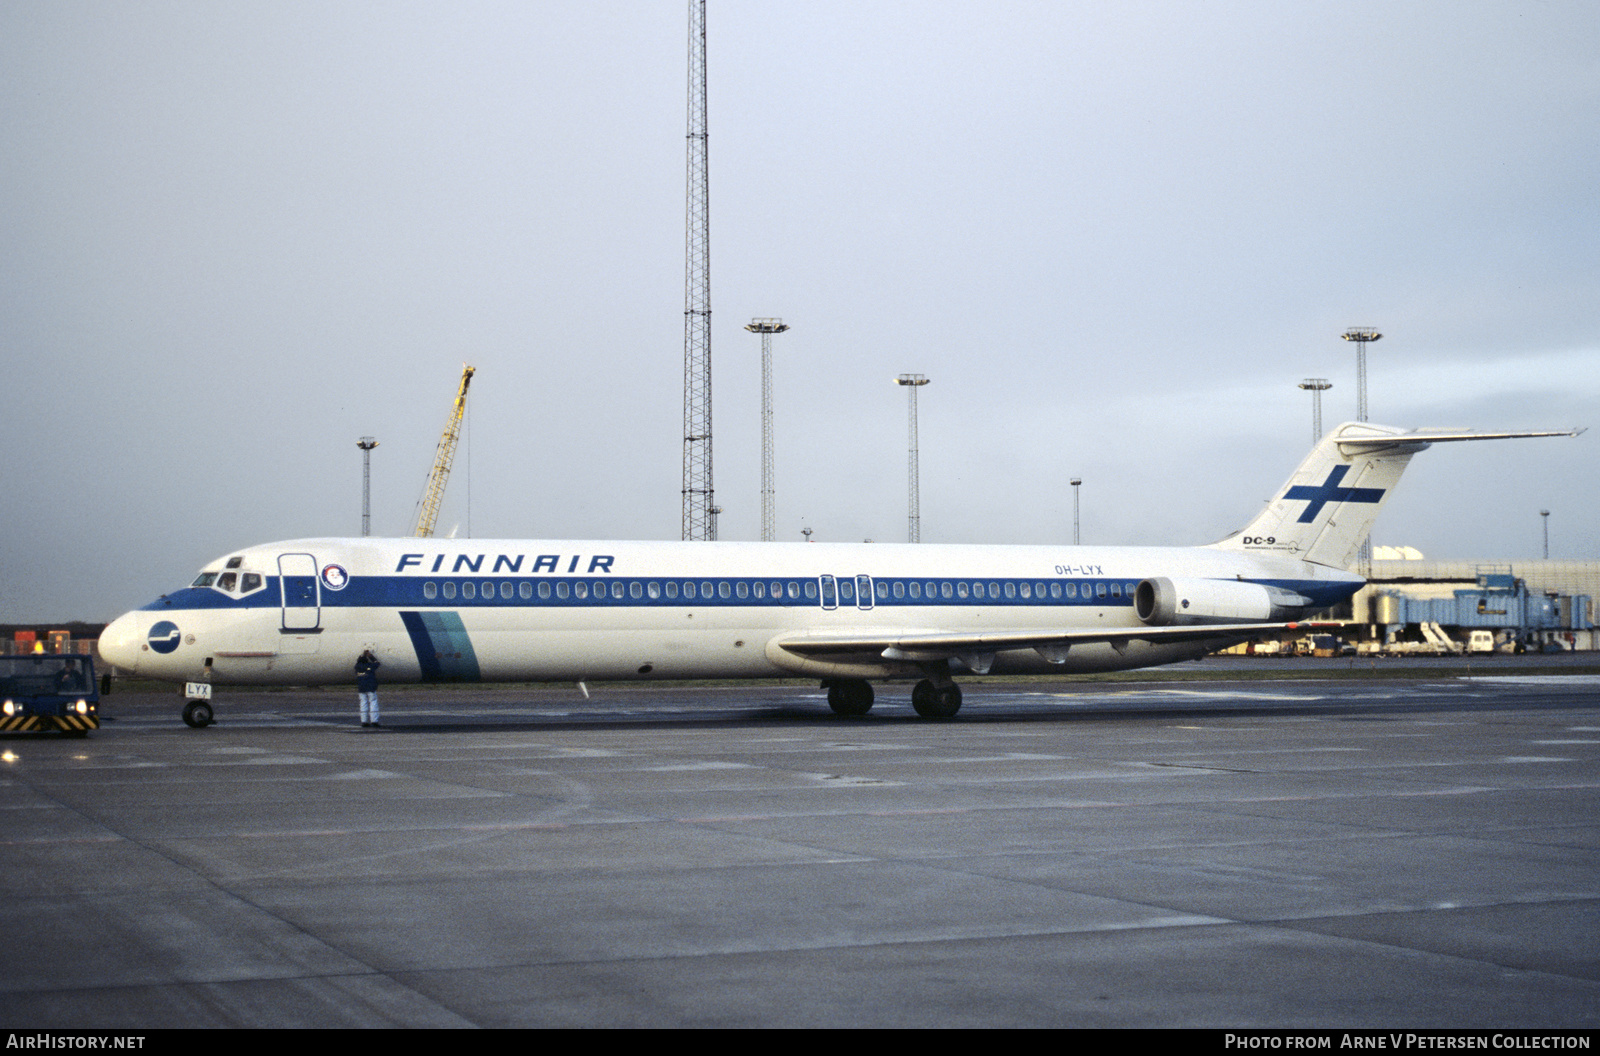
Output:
[1209, 422, 1580, 569]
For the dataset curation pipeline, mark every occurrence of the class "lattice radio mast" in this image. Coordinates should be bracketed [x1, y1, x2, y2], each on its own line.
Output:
[681, 0, 714, 540]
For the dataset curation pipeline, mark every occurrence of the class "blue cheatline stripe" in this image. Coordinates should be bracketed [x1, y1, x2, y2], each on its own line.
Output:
[399, 611, 481, 682]
[147, 575, 1361, 614]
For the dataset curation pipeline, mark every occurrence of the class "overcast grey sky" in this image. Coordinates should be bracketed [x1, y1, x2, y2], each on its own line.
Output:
[3, 1, 1596, 623]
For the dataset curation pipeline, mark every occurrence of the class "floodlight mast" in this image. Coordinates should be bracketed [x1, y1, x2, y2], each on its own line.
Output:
[1341, 328, 1381, 423]
[746, 319, 789, 542]
[1070, 477, 1082, 545]
[896, 374, 929, 543]
[1341, 328, 1381, 575]
[1299, 378, 1332, 444]
[357, 437, 378, 537]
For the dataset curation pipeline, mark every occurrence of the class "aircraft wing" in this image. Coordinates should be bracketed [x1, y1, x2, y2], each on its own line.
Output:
[768, 621, 1334, 671]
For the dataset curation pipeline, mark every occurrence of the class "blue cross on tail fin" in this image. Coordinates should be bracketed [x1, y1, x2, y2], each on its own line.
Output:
[1210, 422, 1580, 569]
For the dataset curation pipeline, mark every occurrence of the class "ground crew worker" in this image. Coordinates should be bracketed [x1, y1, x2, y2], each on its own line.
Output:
[355, 649, 382, 728]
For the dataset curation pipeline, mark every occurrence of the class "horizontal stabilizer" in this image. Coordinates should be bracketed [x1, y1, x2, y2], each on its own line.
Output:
[1333, 427, 1582, 453]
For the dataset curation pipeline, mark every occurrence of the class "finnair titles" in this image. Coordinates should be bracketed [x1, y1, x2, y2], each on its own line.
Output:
[99, 422, 1579, 724]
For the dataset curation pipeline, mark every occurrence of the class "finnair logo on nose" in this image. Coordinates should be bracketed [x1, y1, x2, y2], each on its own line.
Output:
[148, 621, 181, 654]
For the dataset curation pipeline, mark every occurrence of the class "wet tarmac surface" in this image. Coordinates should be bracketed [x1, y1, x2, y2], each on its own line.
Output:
[3, 667, 1598, 1027]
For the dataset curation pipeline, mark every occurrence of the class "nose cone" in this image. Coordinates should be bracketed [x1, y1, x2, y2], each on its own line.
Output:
[99, 610, 144, 674]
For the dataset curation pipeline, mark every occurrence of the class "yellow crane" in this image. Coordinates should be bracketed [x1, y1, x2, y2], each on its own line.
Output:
[412, 364, 475, 538]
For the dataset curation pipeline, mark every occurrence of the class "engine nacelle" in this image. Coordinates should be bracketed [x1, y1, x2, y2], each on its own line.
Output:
[1134, 577, 1312, 626]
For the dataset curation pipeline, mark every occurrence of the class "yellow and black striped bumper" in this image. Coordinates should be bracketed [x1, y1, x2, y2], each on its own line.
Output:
[0, 713, 99, 733]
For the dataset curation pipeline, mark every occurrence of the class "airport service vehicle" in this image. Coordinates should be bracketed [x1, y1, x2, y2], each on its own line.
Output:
[98, 422, 1578, 724]
[0, 653, 100, 734]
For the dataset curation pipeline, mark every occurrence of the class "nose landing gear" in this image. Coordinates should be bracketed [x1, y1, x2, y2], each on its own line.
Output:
[182, 680, 215, 728]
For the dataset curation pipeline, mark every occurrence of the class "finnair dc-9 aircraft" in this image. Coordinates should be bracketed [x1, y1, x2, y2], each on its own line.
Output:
[99, 422, 1577, 725]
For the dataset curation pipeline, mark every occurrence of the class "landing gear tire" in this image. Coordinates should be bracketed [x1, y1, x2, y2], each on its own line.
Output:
[911, 679, 962, 719]
[826, 679, 874, 716]
[182, 701, 214, 728]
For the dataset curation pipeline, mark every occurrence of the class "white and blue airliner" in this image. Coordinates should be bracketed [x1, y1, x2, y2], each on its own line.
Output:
[99, 422, 1577, 724]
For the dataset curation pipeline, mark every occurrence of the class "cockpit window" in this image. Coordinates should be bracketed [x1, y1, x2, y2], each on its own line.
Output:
[198, 569, 264, 595]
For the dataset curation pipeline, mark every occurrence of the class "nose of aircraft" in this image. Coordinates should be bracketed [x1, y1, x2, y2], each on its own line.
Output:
[99, 610, 144, 674]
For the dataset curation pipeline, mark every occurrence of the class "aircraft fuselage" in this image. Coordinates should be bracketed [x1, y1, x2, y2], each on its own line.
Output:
[98, 538, 1359, 688]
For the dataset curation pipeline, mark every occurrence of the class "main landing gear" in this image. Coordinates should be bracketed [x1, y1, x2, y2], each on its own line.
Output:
[823, 676, 963, 719]
[911, 679, 962, 719]
[825, 679, 875, 716]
